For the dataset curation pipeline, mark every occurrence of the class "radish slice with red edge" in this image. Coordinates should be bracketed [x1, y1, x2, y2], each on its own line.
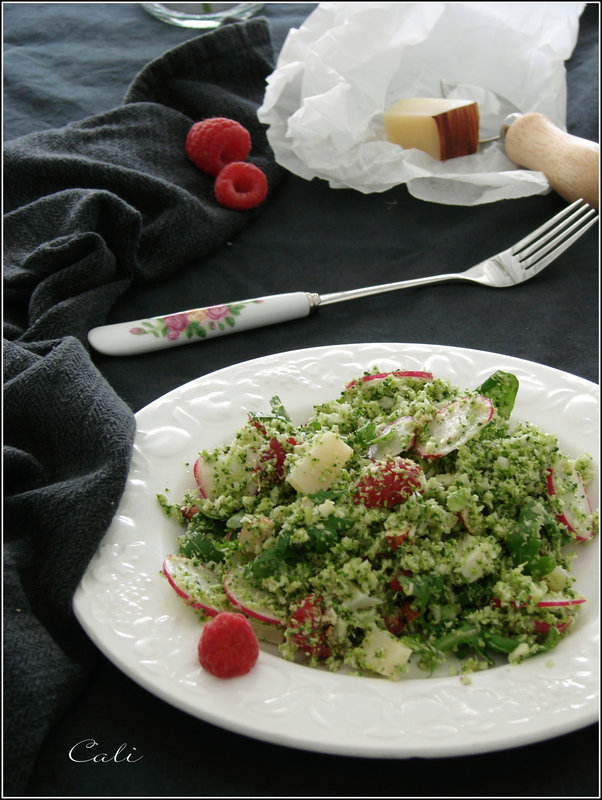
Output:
[223, 567, 285, 625]
[346, 370, 433, 390]
[546, 462, 595, 542]
[367, 416, 416, 459]
[414, 395, 494, 458]
[537, 597, 586, 608]
[194, 452, 258, 500]
[193, 457, 213, 499]
[162, 554, 223, 617]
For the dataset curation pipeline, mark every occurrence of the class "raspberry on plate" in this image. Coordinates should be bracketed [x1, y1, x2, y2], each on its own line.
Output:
[185, 117, 251, 177]
[214, 162, 268, 210]
[197, 612, 259, 678]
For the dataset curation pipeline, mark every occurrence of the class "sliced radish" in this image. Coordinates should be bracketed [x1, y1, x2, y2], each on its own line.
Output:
[385, 526, 415, 551]
[354, 457, 426, 508]
[346, 370, 433, 390]
[194, 450, 258, 501]
[223, 567, 285, 626]
[193, 457, 214, 499]
[254, 437, 298, 485]
[367, 416, 416, 459]
[288, 594, 333, 658]
[162, 554, 223, 617]
[536, 597, 586, 608]
[414, 395, 494, 458]
[546, 462, 595, 542]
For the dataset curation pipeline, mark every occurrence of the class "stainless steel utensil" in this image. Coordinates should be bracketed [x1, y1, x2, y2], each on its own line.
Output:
[88, 199, 598, 356]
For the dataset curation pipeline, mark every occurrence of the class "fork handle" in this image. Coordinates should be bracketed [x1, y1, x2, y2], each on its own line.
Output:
[502, 112, 599, 210]
[88, 292, 316, 355]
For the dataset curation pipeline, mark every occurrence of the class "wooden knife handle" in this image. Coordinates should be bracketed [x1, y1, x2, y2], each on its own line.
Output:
[502, 112, 599, 210]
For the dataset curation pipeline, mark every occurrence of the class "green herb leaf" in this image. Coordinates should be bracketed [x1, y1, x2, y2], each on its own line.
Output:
[269, 395, 291, 421]
[435, 624, 481, 652]
[352, 421, 377, 449]
[506, 498, 556, 577]
[188, 512, 228, 536]
[306, 514, 354, 553]
[247, 532, 293, 577]
[397, 573, 445, 609]
[178, 531, 227, 562]
[541, 625, 562, 652]
[485, 631, 519, 654]
[477, 370, 519, 419]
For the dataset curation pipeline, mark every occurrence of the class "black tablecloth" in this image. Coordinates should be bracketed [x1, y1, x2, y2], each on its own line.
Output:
[3, 3, 599, 797]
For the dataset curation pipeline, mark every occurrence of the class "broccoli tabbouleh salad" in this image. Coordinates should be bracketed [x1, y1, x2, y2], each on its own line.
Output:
[160, 368, 598, 680]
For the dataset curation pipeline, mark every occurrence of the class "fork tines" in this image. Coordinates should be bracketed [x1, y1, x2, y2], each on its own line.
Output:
[512, 198, 599, 269]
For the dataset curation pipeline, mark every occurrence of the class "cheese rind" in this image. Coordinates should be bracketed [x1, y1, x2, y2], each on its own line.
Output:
[384, 97, 480, 161]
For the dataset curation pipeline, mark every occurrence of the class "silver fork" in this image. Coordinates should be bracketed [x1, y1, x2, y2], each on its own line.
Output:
[88, 198, 599, 356]
[317, 198, 599, 306]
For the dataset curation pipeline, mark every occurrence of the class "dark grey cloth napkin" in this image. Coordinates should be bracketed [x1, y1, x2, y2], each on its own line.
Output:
[3, 18, 281, 795]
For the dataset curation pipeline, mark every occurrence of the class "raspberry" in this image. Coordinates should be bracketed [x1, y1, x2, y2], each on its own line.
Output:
[214, 161, 268, 210]
[197, 612, 259, 678]
[185, 118, 251, 177]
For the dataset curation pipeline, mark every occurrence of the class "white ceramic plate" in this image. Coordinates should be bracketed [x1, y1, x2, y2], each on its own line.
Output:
[73, 343, 599, 757]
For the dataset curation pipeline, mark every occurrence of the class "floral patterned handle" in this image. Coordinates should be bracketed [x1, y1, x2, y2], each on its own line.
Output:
[88, 292, 316, 356]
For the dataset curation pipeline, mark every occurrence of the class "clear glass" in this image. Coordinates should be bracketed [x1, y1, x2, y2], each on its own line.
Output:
[141, 3, 264, 29]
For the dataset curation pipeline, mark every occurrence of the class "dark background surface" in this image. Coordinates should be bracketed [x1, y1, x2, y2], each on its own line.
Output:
[3, 2, 599, 797]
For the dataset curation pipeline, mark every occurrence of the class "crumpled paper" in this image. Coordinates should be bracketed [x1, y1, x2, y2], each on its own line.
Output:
[258, 1, 586, 204]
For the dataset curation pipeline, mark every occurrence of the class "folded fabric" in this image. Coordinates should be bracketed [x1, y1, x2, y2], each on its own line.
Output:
[4, 18, 282, 340]
[3, 18, 281, 795]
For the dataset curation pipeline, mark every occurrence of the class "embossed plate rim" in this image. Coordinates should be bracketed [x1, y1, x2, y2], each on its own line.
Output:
[73, 342, 599, 758]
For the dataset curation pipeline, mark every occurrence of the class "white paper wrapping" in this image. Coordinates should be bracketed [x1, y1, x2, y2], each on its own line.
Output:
[257, 1, 586, 205]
